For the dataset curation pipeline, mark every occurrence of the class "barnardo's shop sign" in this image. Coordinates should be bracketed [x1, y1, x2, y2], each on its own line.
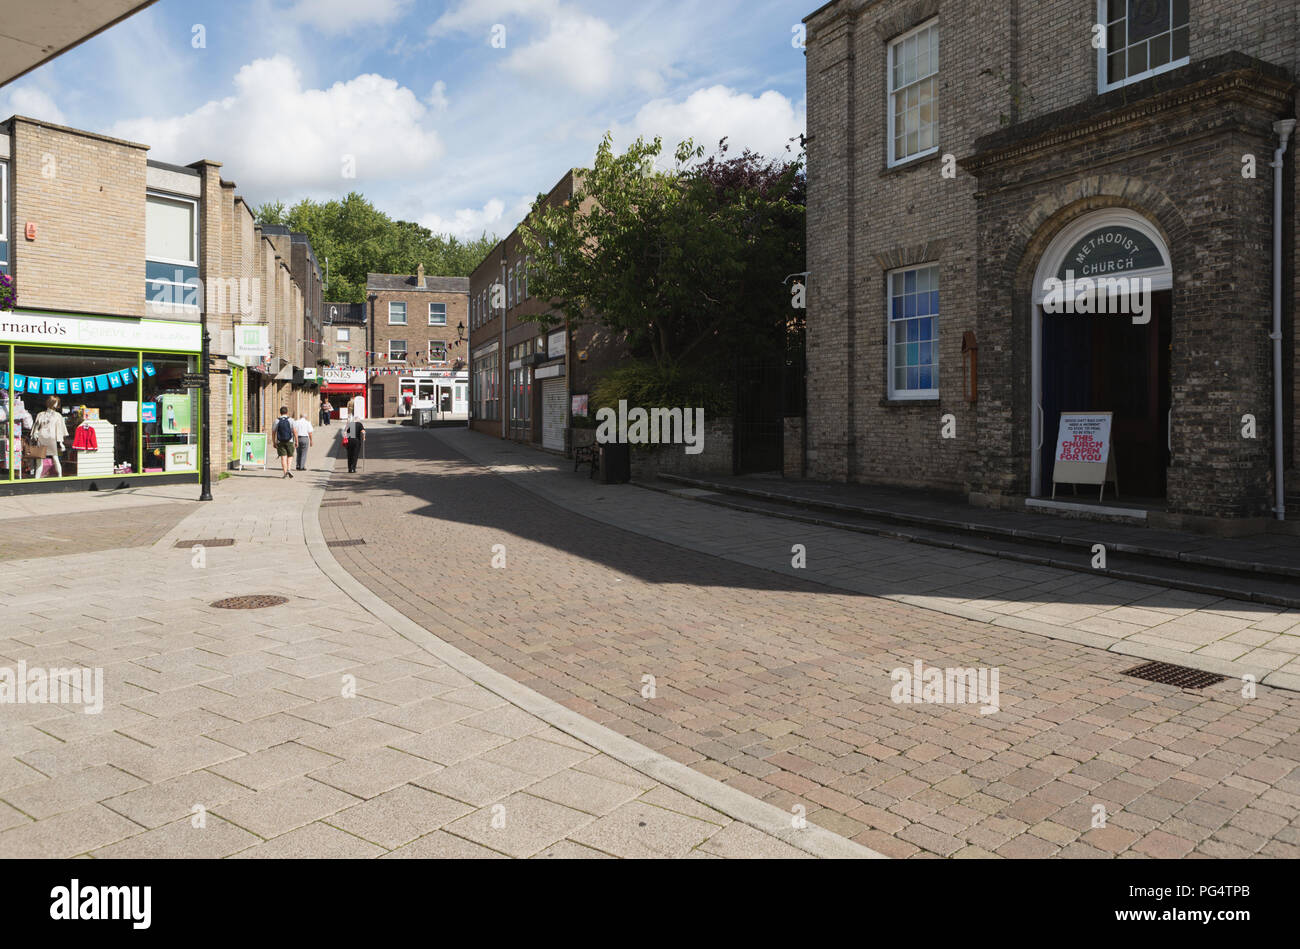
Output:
[0, 312, 201, 352]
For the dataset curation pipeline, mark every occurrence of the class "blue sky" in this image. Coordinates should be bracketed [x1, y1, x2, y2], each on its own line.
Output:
[4, 0, 808, 242]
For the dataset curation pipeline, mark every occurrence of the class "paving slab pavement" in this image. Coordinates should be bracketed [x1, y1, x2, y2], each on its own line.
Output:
[0, 431, 866, 859]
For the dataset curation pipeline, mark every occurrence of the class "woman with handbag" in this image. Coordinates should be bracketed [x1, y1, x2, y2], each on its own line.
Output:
[32, 396, 69, 479]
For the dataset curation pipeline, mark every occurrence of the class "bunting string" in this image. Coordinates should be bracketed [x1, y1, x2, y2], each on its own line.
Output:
[1, 363, 155, 397]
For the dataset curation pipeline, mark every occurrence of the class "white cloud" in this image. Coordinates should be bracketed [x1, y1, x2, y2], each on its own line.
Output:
[429, 0, 561, 36]
[615, 86, 806, 162]
[3, 87, 68, 126]
[418, 198, 513, 243]
[286, 0, 412, 34]
[430, 0, 648, 96]
[504, 15, 620, 94]
[428, 80, 449, 112]
[109, 57, 443, 199]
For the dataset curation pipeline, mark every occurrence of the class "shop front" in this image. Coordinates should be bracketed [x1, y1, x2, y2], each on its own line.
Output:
[397, 370, 468, 420]
[321, 367, 366, 420]
[1, 311, 203, 493]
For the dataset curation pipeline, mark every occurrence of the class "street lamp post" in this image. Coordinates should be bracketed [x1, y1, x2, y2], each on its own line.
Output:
[367, 293, 377, 420]
[199, 324, 213, 502]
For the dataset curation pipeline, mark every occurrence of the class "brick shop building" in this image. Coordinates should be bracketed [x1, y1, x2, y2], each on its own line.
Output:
[0, 115, 319, 492]
[365, 268, 469, 420]
[468, 170, 626, 451]
[803, 0, 1299, 530]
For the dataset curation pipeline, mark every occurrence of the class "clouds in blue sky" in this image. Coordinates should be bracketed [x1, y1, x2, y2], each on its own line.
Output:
[3, 0, 808, 241]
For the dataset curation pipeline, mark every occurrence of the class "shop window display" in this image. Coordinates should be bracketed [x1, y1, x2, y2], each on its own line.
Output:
[2, 347, 202, 483]
[142, 354, 200, 474]
[6, 347, 141, 480]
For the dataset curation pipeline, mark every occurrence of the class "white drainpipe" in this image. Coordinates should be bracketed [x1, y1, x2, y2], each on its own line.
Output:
[1271, 119, 1295, 520]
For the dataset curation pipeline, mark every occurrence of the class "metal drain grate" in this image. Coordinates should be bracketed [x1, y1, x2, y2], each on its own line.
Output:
[175, 538, 235, 549]
[1123, 661, 1226, 690]
[320, 501, 361, 507]
[210, 595, 290, 610]
[327, 539, 367, 548]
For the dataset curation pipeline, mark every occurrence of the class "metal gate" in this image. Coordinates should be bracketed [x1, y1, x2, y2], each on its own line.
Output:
[542, 378, 566, 451]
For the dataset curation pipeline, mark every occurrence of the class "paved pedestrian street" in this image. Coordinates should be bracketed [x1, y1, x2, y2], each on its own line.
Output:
[3, 425, 1299, 860]
[317, 425, 1300, 859]
[0, 438, 855, 860]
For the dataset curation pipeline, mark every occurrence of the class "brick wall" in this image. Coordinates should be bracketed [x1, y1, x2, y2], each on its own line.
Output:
[804, 0, 1298, 521]
[369, 284, 469, 418]
[805, 0, 999, 491]
[10, 118, 147, 317]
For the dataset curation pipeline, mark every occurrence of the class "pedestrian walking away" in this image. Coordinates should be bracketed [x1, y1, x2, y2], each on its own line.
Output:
[294, 413, 314, 471]
[344, 413, 366, 474]
[274, 407, 296, 479]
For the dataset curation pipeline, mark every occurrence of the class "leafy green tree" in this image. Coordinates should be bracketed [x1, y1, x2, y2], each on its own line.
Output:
[253, 193, 497, 302]
[520, 134, 805, 370]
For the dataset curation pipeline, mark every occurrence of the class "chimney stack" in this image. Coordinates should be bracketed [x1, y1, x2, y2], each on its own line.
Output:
[417, 263, 426, 286]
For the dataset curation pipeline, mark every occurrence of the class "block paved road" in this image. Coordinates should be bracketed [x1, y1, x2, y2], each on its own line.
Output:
[320, 425, 1300, 858]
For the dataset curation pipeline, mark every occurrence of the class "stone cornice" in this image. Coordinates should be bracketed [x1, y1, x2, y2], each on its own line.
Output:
[962, 53, 1295, 175]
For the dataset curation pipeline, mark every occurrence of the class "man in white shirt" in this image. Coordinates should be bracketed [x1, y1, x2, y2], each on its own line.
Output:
[294, 413, 314, 471]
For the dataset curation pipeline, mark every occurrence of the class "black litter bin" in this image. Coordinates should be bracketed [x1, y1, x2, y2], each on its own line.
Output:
[597, 442, 631, 483]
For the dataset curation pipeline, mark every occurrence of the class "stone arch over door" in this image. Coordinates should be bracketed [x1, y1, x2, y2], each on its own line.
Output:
[973, 175, 1191, 501]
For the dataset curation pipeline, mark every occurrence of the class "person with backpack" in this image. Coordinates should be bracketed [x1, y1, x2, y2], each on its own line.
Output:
[274, 407, 296, 479]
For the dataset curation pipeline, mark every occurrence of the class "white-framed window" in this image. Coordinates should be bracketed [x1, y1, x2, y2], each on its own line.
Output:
[389, 301, 407, 325]
[0, 161, 8, 273]
[389, 339, 407, 361]
[887, 21, 939, 167]
[337, 352, 350, 366]
[337, 328, 350, 342]
[507, 266, 515, 307]
[887, 264, 940, 400]
[429, 341, 448, 363]
[522, 258, 530, 300]
[146, 193, 198, 266]
[145, 192, 199, 306]
[429, 302, 447, 326]
[1098, 0, 1189, 92]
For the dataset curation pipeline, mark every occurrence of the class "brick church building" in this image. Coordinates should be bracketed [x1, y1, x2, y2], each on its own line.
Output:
[802, 0, 1298, 531]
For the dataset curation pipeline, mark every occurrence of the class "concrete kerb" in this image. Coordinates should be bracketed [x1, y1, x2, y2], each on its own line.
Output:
[298, 436, 883, 860]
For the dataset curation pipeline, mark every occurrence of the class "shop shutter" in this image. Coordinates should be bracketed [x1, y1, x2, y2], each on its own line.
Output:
[542, 378, 566, 451]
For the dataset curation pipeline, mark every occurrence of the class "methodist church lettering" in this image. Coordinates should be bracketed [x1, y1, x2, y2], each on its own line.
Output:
[1056, 226, 1164, 281]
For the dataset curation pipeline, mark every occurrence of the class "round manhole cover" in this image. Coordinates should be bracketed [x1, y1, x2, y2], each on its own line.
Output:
[210, 595, 290, 610]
